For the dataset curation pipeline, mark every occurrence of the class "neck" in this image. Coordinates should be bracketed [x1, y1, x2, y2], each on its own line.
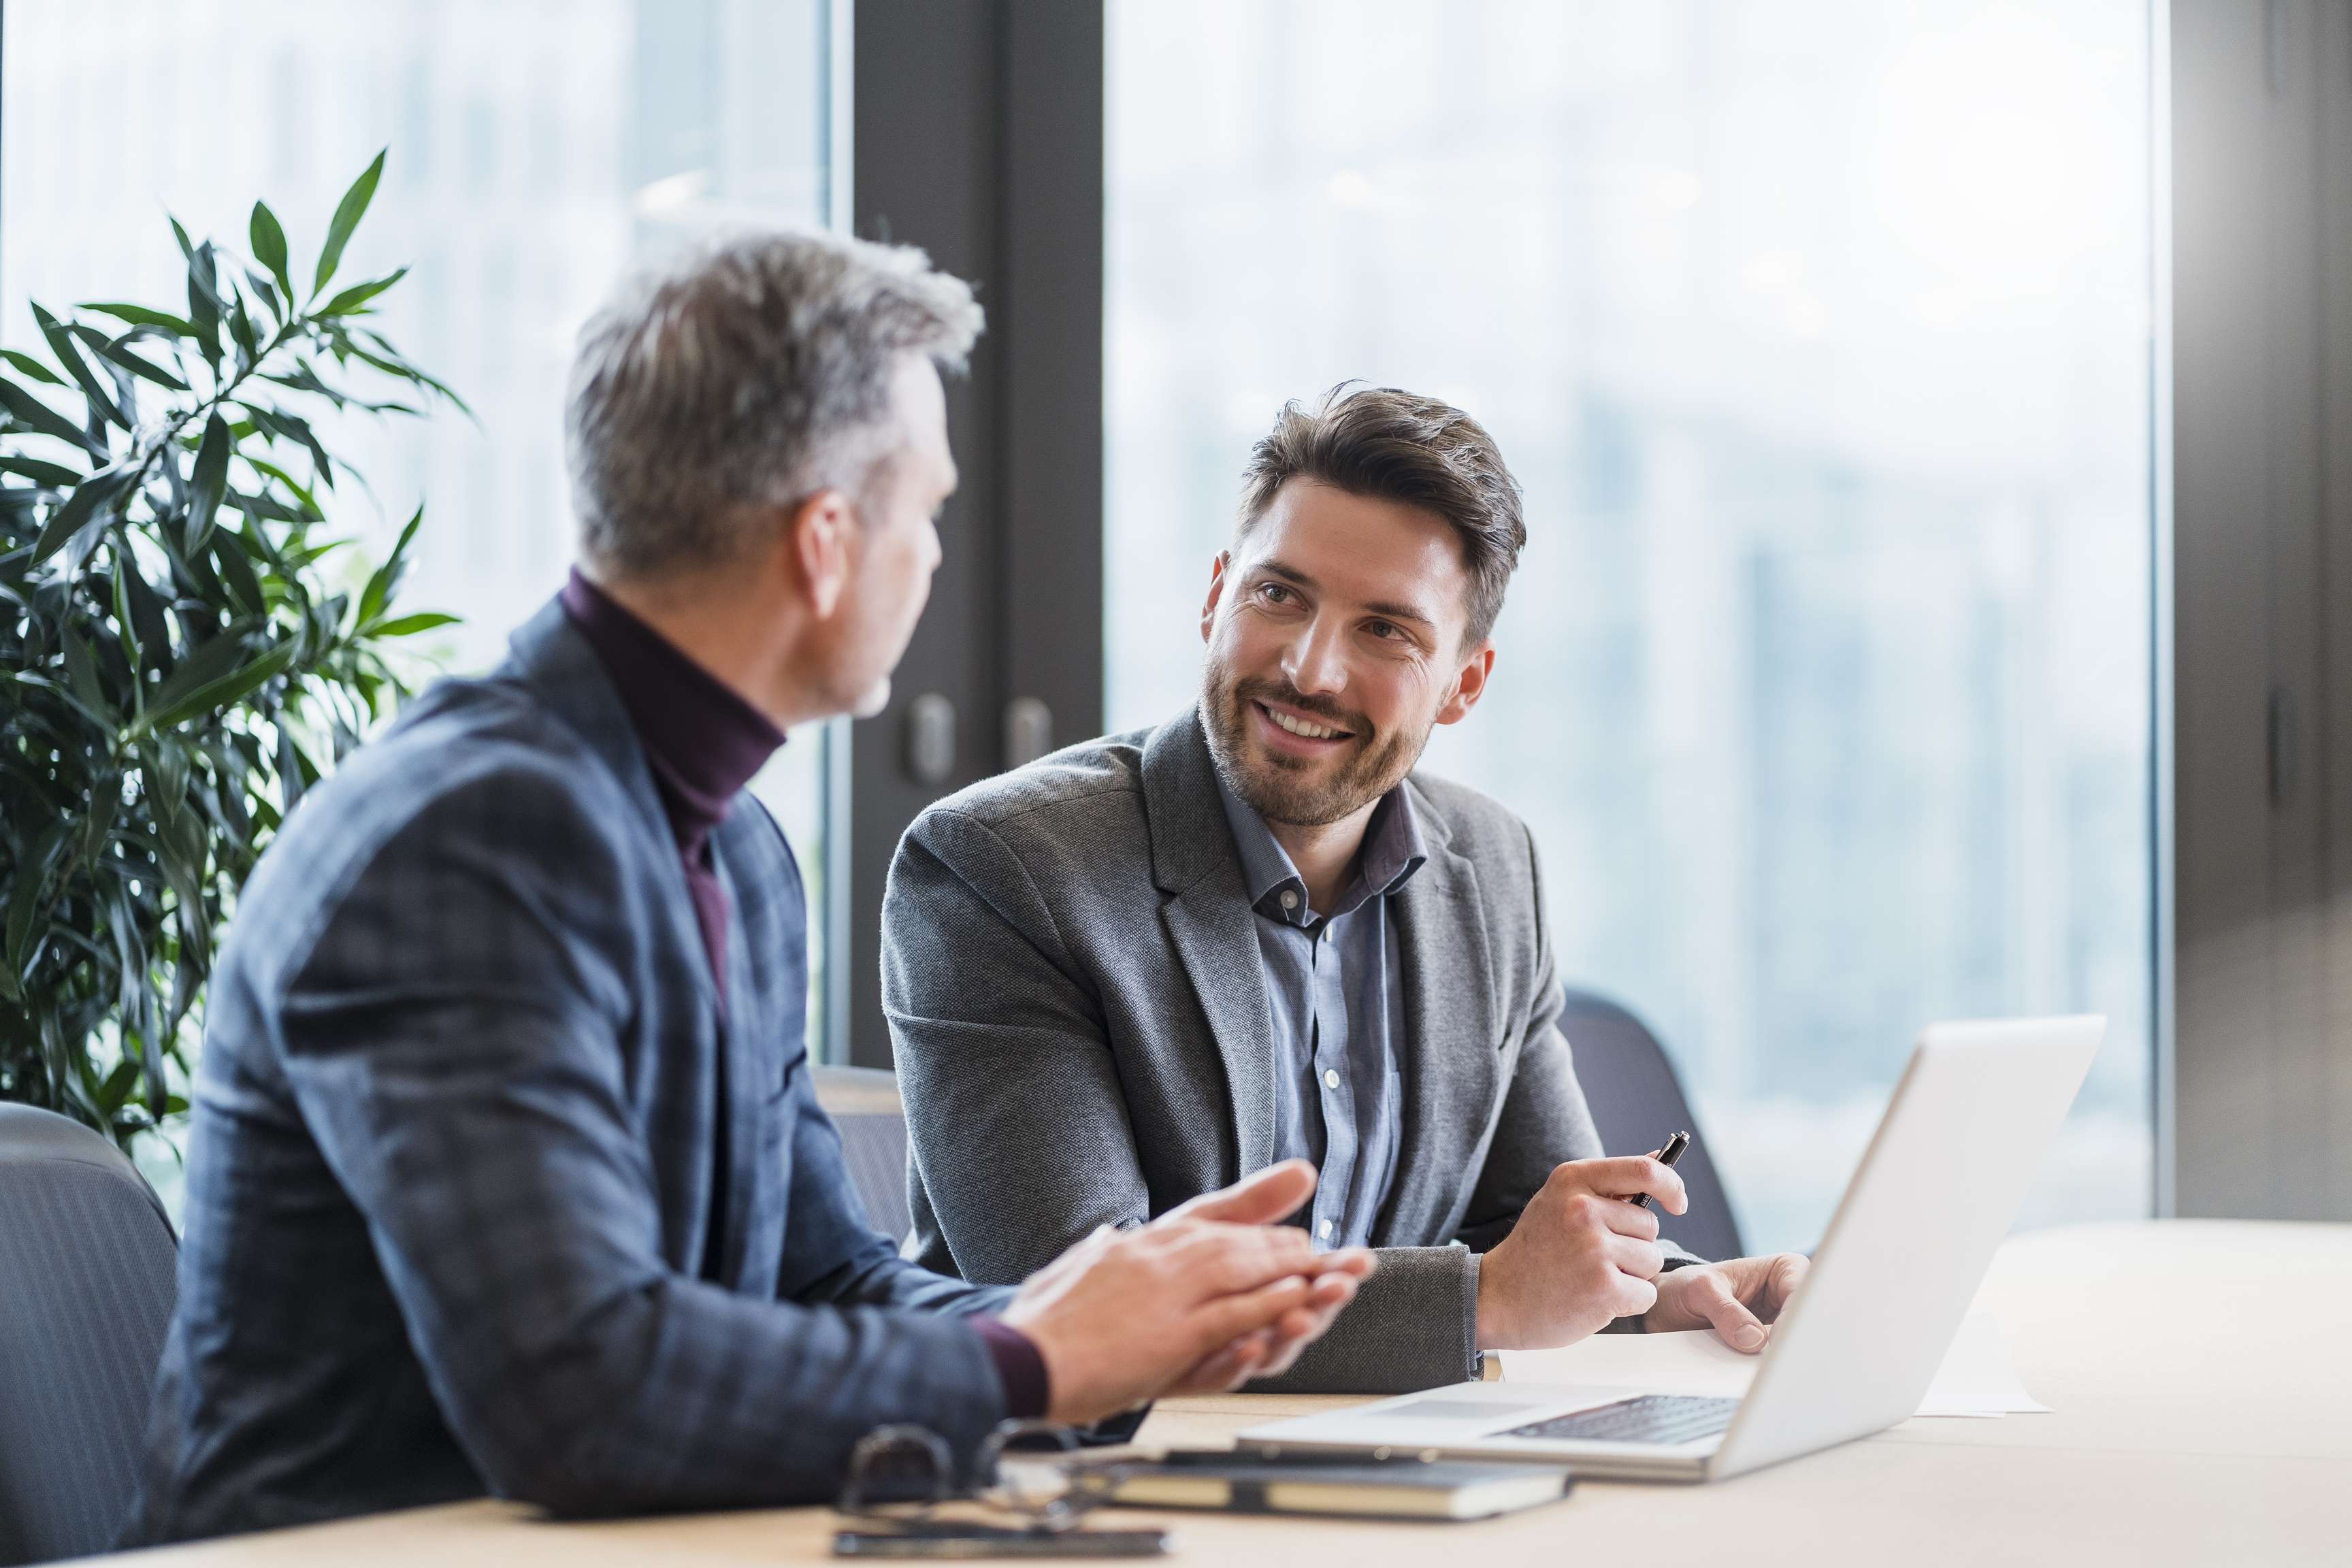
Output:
[1265, 800, 1377, 916]
[585, 563, 819, 731]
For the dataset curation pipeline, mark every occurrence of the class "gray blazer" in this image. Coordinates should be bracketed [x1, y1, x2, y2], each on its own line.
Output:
[128, 602, 1013, 1546]
[886, 708, 1680, 1392]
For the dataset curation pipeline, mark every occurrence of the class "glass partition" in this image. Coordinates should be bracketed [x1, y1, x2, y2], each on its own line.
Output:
[1, 1, 846, 1179]
[1106, 0, 2156, 1251]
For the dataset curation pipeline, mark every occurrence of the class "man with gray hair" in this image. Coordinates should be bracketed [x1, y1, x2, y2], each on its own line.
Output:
[125, 230, 1369, 1546]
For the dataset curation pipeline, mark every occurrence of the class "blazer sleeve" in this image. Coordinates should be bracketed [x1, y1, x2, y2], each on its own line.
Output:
[774, 1048, 1016, 1317]
[883, 806, 1155, 1286]
[272, 766, 1014, 1517]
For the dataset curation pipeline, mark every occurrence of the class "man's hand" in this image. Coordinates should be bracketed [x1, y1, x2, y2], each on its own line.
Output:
[1001, 1160, 1375, 1424]
[1643, 1254, 1810, 1352]
[1475, 1156, 1686, 1351]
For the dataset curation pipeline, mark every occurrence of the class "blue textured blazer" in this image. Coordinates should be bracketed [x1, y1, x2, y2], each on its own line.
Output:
[126, 601, 1013, 1546]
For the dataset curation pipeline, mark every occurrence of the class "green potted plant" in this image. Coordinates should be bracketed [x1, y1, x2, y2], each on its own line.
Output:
[0, 150, 461, 1156]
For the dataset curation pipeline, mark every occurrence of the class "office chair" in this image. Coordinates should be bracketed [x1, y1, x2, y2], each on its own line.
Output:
[0, 1104, 179, 1567]
[1556, 989, 1747, 1262]
[812, 1064, 915, 1247]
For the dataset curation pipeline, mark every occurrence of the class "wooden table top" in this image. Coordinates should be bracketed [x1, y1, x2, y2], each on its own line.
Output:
[86, 1220, 2352, 1567]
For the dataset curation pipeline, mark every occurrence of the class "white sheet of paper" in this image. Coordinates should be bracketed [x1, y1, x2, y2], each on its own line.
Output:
[1912, 1313, 2049, 1416]
[1495, 1311, 2047, 1418]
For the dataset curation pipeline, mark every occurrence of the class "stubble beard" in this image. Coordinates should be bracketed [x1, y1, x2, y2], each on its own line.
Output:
[1200, 657, 1426, 828]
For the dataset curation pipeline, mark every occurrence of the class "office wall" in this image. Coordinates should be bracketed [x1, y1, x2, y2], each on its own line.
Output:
[2173, 0, 2352, 1218]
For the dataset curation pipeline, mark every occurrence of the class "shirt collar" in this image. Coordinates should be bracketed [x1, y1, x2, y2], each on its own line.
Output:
[1213, 770, 1428, 926]
[558, 568, 785, 850]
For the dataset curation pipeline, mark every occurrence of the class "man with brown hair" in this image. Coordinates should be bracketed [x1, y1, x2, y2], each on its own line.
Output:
[885, 384, 1808, 1393]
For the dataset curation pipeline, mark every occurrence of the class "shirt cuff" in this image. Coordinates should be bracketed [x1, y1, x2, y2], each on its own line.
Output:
[971, 1316, 1050, 1420]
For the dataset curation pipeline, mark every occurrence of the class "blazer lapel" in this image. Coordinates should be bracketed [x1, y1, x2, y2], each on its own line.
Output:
[711, 826, 764, 1285]
[502, 599, 720, 1013]
[1377, 778, 1502, 1247]
[1143, 710, 1277, 1176]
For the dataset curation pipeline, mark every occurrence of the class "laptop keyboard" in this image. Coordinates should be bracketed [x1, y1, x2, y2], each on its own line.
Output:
[1500, 1394, 1741, 1446]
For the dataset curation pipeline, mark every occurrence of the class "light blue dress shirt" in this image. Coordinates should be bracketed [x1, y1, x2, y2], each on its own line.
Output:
[1215, 775, 1428, 1248]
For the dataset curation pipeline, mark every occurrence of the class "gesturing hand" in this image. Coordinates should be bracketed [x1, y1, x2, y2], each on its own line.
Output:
[1643, 1254, 1810, 1352]
[1001, 1160, 1375, 1424]
[1474, 1155, 1686, 1352]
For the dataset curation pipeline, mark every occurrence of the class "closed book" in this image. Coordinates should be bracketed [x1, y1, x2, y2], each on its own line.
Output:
[1102, 1452, 1573, 1521]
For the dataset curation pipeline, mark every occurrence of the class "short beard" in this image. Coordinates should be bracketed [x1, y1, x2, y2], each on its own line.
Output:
[1200, 659, 1426, 828]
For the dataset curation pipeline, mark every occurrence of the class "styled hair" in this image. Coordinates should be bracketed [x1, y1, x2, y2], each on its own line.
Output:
[1236, 383, 1526, 647]
[565, 227, 982, 578]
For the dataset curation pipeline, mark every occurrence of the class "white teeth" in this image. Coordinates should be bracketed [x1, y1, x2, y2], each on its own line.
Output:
[1267, 706, 1344, 740]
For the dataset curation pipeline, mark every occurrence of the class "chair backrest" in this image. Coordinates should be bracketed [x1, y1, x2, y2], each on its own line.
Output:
[811, 1065, 913, 1247]
[1556, 989, 1746, 1262]
[0, 1103, 178, 1566]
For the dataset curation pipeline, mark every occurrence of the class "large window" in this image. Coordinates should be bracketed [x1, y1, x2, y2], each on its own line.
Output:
[2, 0, 845, 1096]
[1107, 0, 2155, 1252]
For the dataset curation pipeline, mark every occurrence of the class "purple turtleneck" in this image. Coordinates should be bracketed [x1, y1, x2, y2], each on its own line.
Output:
[560, 569, 783, 1004]
[555, 569, 1048, 1420]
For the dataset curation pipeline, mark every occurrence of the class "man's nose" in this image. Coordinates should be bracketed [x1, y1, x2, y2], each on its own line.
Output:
[1282, 617, 1349, 697]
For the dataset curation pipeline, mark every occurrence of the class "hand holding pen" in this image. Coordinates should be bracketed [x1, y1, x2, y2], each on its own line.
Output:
[1629, 1130, 1691, 1210]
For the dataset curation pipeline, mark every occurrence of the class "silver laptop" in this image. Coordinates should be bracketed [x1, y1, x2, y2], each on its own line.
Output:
[1241, 1015, 2104, 1482]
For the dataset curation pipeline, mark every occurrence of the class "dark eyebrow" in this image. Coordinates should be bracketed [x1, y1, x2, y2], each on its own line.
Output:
[1251, 557, 1437, 631]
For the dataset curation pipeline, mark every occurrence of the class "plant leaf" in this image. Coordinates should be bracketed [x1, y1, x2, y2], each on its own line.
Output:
[73, 325, 189, 393]
[79, 301, 199, 337]
[0, 378, 109, 457]
[61, 627, 114, 725]
[6, 823, 69, 981]
[228, 295, 262, 369]
[210, 527, 266, 615]
[31, 465, 136, 566]
[276, 724, 313, 814]
[34, 304, 131, 429]
[133, 638, 296, 737]
[240, 453, 323, 519]
[312, 149, 387, 297]
[242, 406, 333, 490]
[356, 506, 423, 628]
[244, 271, 284, 326]
[0, 454, 83, 487]
[186, 242, 224, 362]
[317, 267, 408, 318]
[119, 556, 174, 675]
[99, 1058, 141, 1114]
[1, 348, 63, 385]
[249, 200, 293, 301]
[112, 563, 144, 676]
[363, 610, 459, 638]
[186, 413, 231, 553]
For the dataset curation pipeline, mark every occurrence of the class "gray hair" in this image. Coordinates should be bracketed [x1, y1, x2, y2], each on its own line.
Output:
[565, 228, 983, 578]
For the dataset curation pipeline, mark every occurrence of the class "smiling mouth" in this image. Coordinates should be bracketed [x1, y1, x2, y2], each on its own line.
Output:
[1255, 699, 1354, 742]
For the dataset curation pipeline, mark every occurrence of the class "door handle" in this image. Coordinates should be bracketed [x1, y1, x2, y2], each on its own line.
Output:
[1004, 697, 1052, 770]
[2268, 682, 2298, 808]
[906, 692, 956, 787]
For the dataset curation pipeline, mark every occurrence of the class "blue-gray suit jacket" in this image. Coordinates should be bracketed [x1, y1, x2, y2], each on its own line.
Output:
[127, 602, 1013, 1546]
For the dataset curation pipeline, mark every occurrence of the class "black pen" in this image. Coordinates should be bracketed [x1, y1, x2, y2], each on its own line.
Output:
[1629, 1129, 1690, 1210]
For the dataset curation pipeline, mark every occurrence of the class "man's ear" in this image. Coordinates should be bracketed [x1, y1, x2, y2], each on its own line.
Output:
[1434, 641, 1496, 725]
[787, 489, 858, 619]
[1200, 551, 1233, 644]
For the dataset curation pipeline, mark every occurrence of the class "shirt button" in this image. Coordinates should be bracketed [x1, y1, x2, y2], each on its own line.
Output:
[1279, 889, 1300, 911]
[1323, 1068, 1341, 1090]
[1318, 1220, 1334, 1241]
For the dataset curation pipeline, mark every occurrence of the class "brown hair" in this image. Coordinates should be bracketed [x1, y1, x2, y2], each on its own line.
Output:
[1236, 382, 1526, 647]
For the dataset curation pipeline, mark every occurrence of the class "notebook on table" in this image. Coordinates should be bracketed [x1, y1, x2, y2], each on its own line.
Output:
[1096, 1450, 1573, 1521]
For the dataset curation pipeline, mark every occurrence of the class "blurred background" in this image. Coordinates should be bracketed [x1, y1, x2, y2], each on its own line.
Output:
[7, 0, 2344, 1243]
